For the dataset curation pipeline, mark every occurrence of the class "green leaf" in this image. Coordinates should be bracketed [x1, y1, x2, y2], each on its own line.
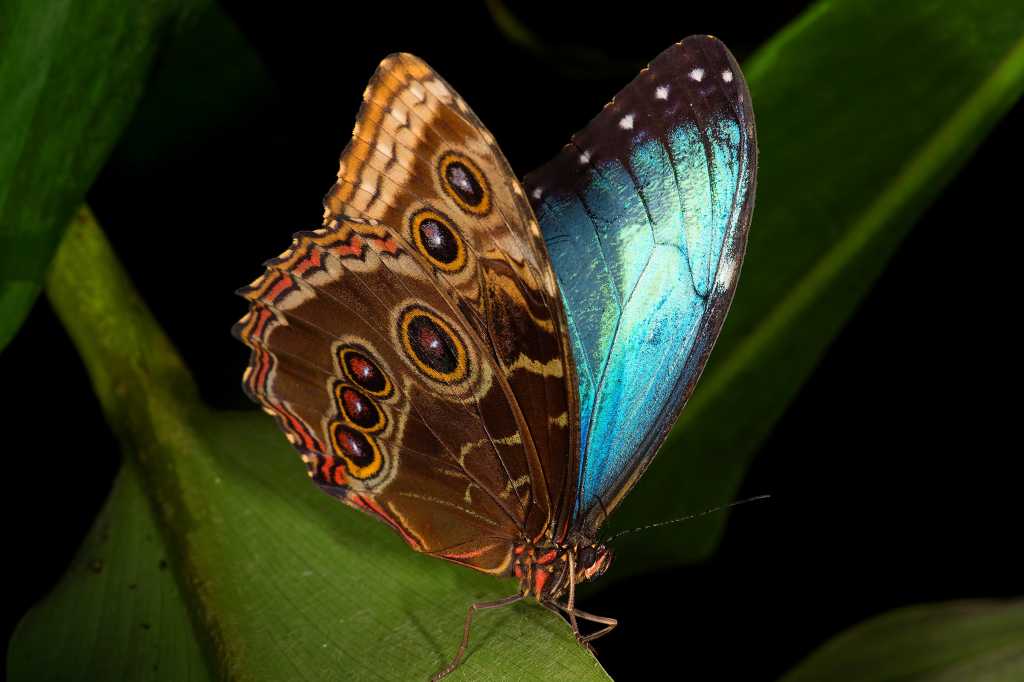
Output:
[107, 4, 276, 171]
[11, 208, 608, 680]
[7, 465, 212, 681]
[0, 0, 202, 351]
[606, 0, 1024, 574]
[781, 599, 1024, 681]
[484, 0, 642, 79]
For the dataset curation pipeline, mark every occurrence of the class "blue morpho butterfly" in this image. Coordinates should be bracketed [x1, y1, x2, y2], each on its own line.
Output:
[234, 34, 756, 679]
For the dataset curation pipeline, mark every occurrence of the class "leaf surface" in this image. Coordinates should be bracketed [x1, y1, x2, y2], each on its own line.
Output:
[9, 209, 609, 681]
[0, 0, 202, 350]
[782, 599, 1024, 682]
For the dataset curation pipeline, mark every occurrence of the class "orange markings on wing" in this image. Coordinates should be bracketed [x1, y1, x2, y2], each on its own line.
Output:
[320, 454, 335, 480]
[251, 347, 273, 392]
[275, 403, 322, 452]
[372, 236, 400, 255]
[314, 454, 349, 487]
[266, 273, 296, 302]
[353, 494, 424, 551]
[289, 247, 323, 277]
[330, 234, 365, 258]
[439, 546, 490, 560]
[243, 307, 273, 341]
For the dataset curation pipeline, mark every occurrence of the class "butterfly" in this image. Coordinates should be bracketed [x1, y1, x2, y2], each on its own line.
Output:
[234, 34, 756, 679]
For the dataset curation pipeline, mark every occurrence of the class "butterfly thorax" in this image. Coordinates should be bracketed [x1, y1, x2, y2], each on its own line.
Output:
[512, 539, 613, 602]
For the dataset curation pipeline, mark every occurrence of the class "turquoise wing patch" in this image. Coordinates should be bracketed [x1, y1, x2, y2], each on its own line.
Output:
[524, 35, 757, 533]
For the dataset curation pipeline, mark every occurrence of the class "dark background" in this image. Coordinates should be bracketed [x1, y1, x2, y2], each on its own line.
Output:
[5, 2, 1021, 679]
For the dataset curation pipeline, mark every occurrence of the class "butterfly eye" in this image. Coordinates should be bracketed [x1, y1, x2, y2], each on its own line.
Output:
[438, 151, 491, 216]
[410, 208, 466, 272]
[399, 305, 469, 384]
[577, 545, 596, 569]
[333, 383, 386, 433]
[338, 346, 393, 399]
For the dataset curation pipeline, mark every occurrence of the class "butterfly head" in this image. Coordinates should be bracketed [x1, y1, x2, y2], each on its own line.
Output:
[574, 543, 613, 584]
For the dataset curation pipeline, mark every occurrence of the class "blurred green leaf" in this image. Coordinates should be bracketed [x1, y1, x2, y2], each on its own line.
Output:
[108, 5, 275, 170]
[0, 0, 202, 351]
[10, 208, 608, 680]
[7, 464, 212, 681]
[485, 0, 642, 79]
[607, 0, 1024, 574]
[781, 599, 1024, 681]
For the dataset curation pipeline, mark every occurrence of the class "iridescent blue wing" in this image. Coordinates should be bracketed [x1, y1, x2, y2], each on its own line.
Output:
[523, 36, 757, 534]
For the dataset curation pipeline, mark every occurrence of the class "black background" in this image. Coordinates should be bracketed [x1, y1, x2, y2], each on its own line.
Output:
[4, 2, 1022, 679]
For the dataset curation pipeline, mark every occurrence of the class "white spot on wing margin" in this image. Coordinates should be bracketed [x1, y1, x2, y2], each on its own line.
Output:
[716, 256, 737, 287]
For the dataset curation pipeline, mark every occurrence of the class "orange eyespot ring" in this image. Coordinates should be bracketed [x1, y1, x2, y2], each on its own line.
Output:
[398, 305, 469, 384]
[410, 208, 466, 273]
[329, 420, 383, 480]
[438, 151, 491, 216]
[337, 346, 393, 399]
[333, 382, 386, 433]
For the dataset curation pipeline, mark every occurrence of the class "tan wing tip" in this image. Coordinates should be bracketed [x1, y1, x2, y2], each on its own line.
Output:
[377, 52, 433, 76]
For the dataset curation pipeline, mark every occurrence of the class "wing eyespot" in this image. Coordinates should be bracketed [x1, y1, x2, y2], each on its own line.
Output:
[338, 346, 393, 399]
[437, 151, 492, 216]
[410, 208, 466, 273]
[398, 305, 469, 384]
[329, 421, 384, 480]
[333, 382, 387, 433]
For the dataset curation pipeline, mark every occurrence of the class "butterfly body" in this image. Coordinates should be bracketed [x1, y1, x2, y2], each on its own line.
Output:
[235, 35, 755, 677]
[512, 537, 612, 602]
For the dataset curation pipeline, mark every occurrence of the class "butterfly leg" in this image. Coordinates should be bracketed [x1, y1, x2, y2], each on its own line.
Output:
[541, 600, 590, 653]
[558, 604, 618, 644]
[431, 593, 524, 681]
[564, 553, 586, 649]
[551, 554, 618, 650]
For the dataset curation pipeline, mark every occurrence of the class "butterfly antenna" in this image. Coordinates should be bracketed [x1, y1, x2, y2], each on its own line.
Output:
[603, 494, 771, 544]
